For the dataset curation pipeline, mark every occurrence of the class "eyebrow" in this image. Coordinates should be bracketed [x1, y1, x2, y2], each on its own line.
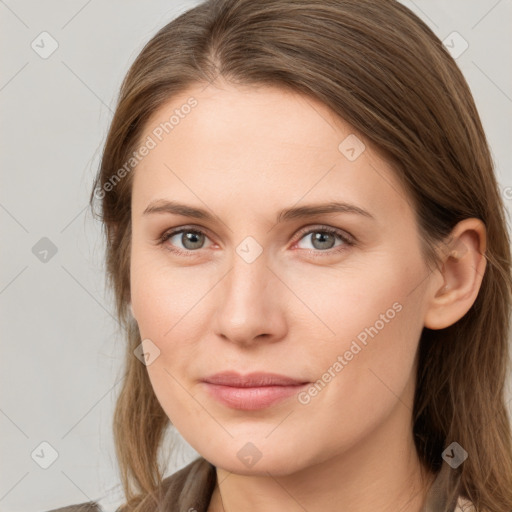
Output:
[142, 199, 375, 223]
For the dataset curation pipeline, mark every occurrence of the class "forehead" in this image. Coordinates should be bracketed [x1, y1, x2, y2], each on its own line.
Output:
[132, 82, 411, 222]
[142, 82, 351, 152]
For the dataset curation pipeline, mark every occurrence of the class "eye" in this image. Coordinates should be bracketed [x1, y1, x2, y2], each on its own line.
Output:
[294, 226, 355, 254]
[159, 227, 213, 256]
[158, 225, 355, 257]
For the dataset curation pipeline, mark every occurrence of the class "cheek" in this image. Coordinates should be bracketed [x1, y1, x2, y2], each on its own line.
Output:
[130, 258, 218, 415]
[130, 250, 208, 340]
[291, 253, 425, 411]
[132, 266, 209, 428]
[292, 292, 423, 461]
[279, 250, 422, 351]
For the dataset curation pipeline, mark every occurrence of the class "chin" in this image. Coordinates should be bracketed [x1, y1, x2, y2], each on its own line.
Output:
[199, 441, 313, 477]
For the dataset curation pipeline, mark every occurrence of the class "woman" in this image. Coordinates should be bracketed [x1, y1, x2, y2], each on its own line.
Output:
[48, 0, 512, 511]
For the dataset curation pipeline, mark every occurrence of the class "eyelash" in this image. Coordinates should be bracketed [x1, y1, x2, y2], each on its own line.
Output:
[158, 225, 356, 258]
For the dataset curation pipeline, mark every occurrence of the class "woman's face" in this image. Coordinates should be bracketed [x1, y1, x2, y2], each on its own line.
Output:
[129, 82, 438, 475]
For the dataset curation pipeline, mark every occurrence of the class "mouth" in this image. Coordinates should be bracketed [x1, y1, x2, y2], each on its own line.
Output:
[201, 371, 310, 410]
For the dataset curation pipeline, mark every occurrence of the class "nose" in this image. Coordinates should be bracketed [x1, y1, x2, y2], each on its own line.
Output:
[212, 252, 287, 347]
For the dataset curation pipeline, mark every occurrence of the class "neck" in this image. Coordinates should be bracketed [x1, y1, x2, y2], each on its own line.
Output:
[207, 380, 435, 512]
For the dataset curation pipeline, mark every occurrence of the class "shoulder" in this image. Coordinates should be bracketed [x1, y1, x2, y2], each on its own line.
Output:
[127, 457, 216, 511]
[158, 456, 217, 510]
[42, 457, 216, 512]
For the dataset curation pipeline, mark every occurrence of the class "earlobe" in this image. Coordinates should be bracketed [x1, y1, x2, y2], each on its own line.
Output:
[423, 218, 487, 330]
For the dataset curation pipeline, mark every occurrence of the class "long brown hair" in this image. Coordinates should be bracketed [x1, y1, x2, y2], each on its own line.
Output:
[90, 1, 512, 510]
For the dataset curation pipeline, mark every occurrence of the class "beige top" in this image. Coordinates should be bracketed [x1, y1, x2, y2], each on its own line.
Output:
[44, 457, 474, 512]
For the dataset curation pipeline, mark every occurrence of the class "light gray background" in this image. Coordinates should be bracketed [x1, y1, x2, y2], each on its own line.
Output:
[1, 1, 511, 511]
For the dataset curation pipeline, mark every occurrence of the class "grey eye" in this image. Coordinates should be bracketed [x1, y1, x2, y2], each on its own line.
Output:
[169, 230, 208, 250]
[297, 230, 345, 251]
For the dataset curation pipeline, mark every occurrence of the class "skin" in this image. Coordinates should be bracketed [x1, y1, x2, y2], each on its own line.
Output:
[129, 80, 487, 511]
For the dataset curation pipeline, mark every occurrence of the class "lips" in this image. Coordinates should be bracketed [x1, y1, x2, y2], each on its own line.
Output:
[201, 371, 309, 410]
[202, 371, 308, 387]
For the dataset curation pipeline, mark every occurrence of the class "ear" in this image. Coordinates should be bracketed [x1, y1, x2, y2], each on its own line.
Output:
[423, 218, 487, 330]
